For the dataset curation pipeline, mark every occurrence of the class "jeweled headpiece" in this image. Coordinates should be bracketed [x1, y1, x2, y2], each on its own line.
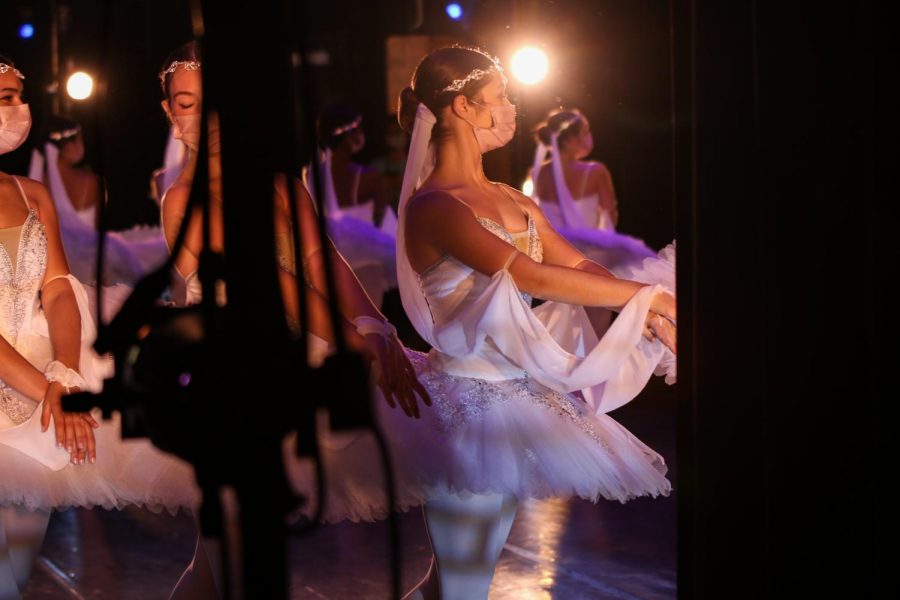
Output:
[556, 113, 583, 134]
[158, 60, 201, 84]
[0, 63, 25, 79]
[49, 125, 81, 142]
[440, 50, 506, 93]
[331, 116, 362, 136]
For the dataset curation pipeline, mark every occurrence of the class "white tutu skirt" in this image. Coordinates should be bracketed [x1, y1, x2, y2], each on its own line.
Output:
[1, 276, 200, 514]
[560, 227, 658, 278]
[621, 240, 676, 291]
[0, 404, 200, 514]
[285, 351, 671, 524]
[327, 214, 397, 288]
[113, 224, 170, 276]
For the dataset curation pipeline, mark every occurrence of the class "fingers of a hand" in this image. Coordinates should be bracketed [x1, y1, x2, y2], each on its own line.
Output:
[74, 421, 88, 464]
[52, 402, 66, 448]
[377, 379, 397, 408]
[399, 395, 413, 417]
[85, 423, 97, 463]
[387, 355, 411, 395]
[64, 414, 76, 454]
[71, 427, 86, 465]
[402, 361, 428, 407]
[664, 335, 676, 354]
[402, 389, 420, 419]
[74, 417, 86, 453]
[660, 325, 677, 354]
[82, 412, 100, 429]
[41, 397, 52, 431]
[394, 379, 414, 417]
[414, 381, 432, 406]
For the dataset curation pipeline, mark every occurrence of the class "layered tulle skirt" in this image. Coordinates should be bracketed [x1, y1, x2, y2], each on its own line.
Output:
[326, 214, 397, 308]
[0, 404, 199, 514]
[284, 350, 671, 524]
[559, 227, 658, 278]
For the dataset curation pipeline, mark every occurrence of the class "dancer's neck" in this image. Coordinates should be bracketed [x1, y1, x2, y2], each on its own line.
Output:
[177, 149, 222, 187]
[430, 132, 491, 189]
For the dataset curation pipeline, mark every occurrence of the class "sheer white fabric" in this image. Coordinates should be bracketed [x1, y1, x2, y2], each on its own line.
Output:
[28, 144, 168, 286]
[396, 104, 670, 409]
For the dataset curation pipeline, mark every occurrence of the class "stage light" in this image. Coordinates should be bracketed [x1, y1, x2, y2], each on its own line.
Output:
[66, 72, 94, 101]
[522, 177, 534, 197]
[446, 3, 463, 20]
[511, 46, 549, 85]
[19, 24, 35, 39]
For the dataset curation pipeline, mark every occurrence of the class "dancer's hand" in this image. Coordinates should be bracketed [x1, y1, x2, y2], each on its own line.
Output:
[644, 312, 677, 355]
[650, 291, 677, 325]
[41, 382, 99, 464]
[362, 332, 432, 419]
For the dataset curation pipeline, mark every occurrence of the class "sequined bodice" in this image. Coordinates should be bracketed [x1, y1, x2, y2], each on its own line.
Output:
[0, 210, 47, 346]
[418, 213, 543, 326]
[474, 216, 543, 263]
[0, 210, 48, 424]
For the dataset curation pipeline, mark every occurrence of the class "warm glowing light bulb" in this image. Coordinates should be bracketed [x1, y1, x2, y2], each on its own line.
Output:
[66, 72, 94, 101]
[511, 46, 549, 85]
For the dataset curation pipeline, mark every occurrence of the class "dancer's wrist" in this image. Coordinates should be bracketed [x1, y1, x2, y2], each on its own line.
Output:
[352, 316, 397, 340]
[44, 360, 85, 394]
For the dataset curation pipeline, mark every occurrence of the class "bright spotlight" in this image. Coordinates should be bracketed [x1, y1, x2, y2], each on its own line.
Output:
[446, 3, 463, 20]
[19, 24, 35, 39]
[66, 72, 94, 101]
[522, 177, 534, 198]
[511, 46, 549, 85]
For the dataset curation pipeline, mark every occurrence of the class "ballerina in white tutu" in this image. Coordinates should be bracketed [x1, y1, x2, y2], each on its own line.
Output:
[36, 117, 101, 229]
[300, 104, 399, 309]
[530, 108, 657, 277]
[26, 117, 169, 288]
[0, 55, 201, 600]
[316, 104, 396, 232]
[299, 46, 677, 600]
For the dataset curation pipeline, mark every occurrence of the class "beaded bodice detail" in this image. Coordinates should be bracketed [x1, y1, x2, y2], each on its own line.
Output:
[0, 210, 46, 346]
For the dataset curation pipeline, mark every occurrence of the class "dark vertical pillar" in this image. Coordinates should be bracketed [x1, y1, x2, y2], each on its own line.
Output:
[202, 2, 294, 596]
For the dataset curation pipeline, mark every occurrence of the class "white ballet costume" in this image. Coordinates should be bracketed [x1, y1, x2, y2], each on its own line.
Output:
[289, 209, 675, 518]
[284, 105, 677, 599]
[0, 176, 199, 597]
[28, 144, 170, 288]
[304, 149, 398, 308]
[531, 137, 656, 277]
[151, 127, 188, 208]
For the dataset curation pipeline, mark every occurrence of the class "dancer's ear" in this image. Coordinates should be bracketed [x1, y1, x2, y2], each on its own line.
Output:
[161, 100, 174, 125]
[450, 95, 477, 122]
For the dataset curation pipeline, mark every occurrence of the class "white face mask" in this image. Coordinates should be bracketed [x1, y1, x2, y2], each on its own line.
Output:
[0, 104, 32, 155]
[173, 113, 201, 152]
[465, 101, 517, 154]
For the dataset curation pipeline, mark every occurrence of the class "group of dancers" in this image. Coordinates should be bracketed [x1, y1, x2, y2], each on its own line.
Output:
[1, 43, 676, 599]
